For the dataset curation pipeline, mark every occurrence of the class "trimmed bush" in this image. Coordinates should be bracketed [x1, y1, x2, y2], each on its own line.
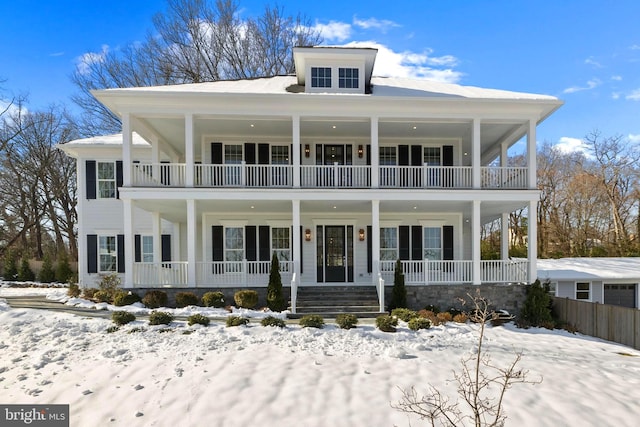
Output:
[82, 288, 98, 299]
[67, 283, 81, 298]
[113, 291, 141, 307]
[187, 314, 210, 326]
[93, 290, 111, 303]
[112, 311, 136, 325]
[202, 291, 225, 308]
[408, 317, 432, 331]
[389, 259, 407, 310]
[175, 292, 199, 308]
[436, 312, 453, 323]
[97, 273, 121, 303]
[266, 253, 287, 312]
[142, 290, 168, 309]
[18, 257, 35, 282]
[261, 316, 286, 328]
[234, 290, 259, 309]
[391, 308, 418, 322]
[453, 313, 468, 323]
[299, 314, 324, 329]
[226, 315, 249, 327]
[335, 313, 358, 330]
[418, 309, 440, 326]
[376, 314, 398, 332]
[38, 253, 56, 283]
[149, 311, 174, 325]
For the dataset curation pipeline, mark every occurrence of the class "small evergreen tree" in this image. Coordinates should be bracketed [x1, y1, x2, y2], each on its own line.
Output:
[55, 250, 74, 284]
[266, 253, 287, 312]
[18, 257, 35, 282]
[38, 253, 56, 283]
[519, 279, 554, 327]
[3, 250, 18, 281]
[389, 259, 407, 310]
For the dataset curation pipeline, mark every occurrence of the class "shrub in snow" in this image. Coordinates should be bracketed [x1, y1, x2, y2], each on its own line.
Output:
[149, 311, 174, 325]
[38, 253, 56, 283]
[187, 314, 210, 326]
[112, 311, 136, 325]
[67, 283, 81, 298]
[96, 273, 122, 303]
[202, 291, 225, 308]
[436, 312, 453, 324]
[142, 290, 168, 309]
[388, 259, 407, 310]
[335, 313, 358, 330]
[18, 257, 35, 282]
[453, 313, 468, 323]
[226, 315, 249, 327]
[391, 308, 418, 322]
[408, 317, 432, 331]
[266, 253, 287, 312]
[82, 288, 98, 299]
[418, 309, 439, 326]
[55, 250, 74, 284]
[299, 314, 324, 329]
[519, 279, 554, 328]
[3, 250, 18, 281]
[376, 315, 398, 333]
[175, 292, 199, 308]
[94, 290, 112, 302]
[113, 290, 141, 307]
[106, 325, 120, 333]
[234, 290, 259, 309]
[260, 316, 286, 328]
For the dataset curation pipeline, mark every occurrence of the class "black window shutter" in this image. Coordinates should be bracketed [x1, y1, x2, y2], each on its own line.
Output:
[116, 161, 123, 199]
[366, 144, 371, 166]
[259, 226, 270, 261]
[443, 226, 454, 260]
[161, 235, 172, 262]
[411, 145, 422, 166]
[117, 234, 125, 273]
[87, 234, 98, 273]
[212, 226, 224, 261]
[244, 143, 256, 164]
[211, 142, 223, 164]
[399, 226, 410, 260]
[258, 143, 270, 165]
[398, 145, 409, 166]
[86, 160, 96, 199]
[299, 226, 303, 274]
[367, 225, 372, 273]
[245, 226, 257, 261]
[315, 145, 322, 165]
[411, 226, 422, 260]
[443, 145, 454, 166]
[134, 235, 141, 263]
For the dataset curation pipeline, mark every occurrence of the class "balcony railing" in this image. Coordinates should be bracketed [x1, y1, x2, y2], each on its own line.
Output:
[130, 163, 529, 190]
[196, 260, 294, 287]
[133, 262, 189, 287]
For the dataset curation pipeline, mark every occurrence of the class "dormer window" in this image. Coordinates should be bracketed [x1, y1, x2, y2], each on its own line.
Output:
[339, 68, 359, 89]
[311, 67, 332, 88]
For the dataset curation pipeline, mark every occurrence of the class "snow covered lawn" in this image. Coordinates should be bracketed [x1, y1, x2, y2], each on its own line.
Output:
[1, 286, 639, 426]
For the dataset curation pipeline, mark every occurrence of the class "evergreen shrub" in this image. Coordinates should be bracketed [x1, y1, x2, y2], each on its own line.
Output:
[335, 313, 358, 329]
[175, 292, 199, 308]
[408, 317, 432, 331]
[142, 290, 168, 309]
[260, 316, 286, 328]
[149, 311, 174, 325]
[234, 290, 259, 309]
[391, 308, 418, 322]
[187, 314, 210, 326]
[202, 291, 225, 308]
[226, 315, 249, 327]
[376, 314, 398, 332]
[299, 314, 324, 329]
[112, 311, 136, 325]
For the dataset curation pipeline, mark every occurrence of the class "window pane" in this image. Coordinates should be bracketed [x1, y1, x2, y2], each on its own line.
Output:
[271, 146, 289, 164]
[98, 162, 115, 179]
[339, 67, 359, 88]
[225, 145, 243, 164]
[99, 181, 116, 198]
[424, 147, 441, 166]
[380, 228, 397, 261]
[99, 236, 116, 272]
[142, 236, 153, 262]
[380, 147, 396, 165]
[311, 67, 331, 88]
[423, 227, 442, 260]
[97, 162, 116, 199]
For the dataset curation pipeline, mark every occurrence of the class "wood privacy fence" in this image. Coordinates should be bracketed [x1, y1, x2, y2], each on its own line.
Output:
[553, 297, 640, 350]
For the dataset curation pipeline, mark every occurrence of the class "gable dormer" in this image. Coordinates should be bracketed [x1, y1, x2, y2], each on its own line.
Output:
[293, 46, 377, 94]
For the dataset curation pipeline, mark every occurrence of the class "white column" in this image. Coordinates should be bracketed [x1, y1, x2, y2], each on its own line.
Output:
[292, 200, 301, 276]
[122, 113, 132, 186]
[292, 115, 301, 188]
[527, 119, 536, 189]
[185, 113, 194, 187]
[152, 212, 161, 263]
[77, 159, 86, 286]
[500, 141, 508, 167]
[528, 199, 537, 284]
[370, 117, 379, 188]
[472, 200, 481, 285]
[187, 199, 197, 286]
[472, 118, 481, 189]
[501, 212, 510, 260]
[152, 135, 160, 182]
[371, 199, 380, 274]
[123, 199, 134, 288]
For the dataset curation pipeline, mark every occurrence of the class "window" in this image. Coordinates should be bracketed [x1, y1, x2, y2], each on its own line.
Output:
[380, 147, 397, 165]
[99, 236, 117, 272]
[311, 67, 331, 88]
[423, 147, 441, 166]
[576, 282, 590, 300]
[423, 227, 442, 260]
[339, 67, 359, 88]
[97, 162, 116, 198]
[225, 145, 243, 185]
[225, 227, 244, 272]
[547, 282, 557, 296]
[272, 227, 290, 263]
[271, 146, 289, 164]
[380, 228, 398, 262]
[141, 236, 153, 263]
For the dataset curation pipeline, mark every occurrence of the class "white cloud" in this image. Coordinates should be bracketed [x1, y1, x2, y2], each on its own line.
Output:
[75, 44, 109, 75]
[353, 16, 400, 33]
[612, 92, 621, 99]
[628, 134, 640, 143]
[554, 136, 590, 155]
[611, 75, 622, 81]
[584, 57, 602, 68]
[626, 89, 640, 100]
[311, 21, 352, 42]
[562, 78, 601, 94]
[630, 44, 640, 50]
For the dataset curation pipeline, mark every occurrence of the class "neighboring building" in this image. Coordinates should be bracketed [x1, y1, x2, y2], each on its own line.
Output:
[59, 46, 562, 310]
[538, 257, 640, 309]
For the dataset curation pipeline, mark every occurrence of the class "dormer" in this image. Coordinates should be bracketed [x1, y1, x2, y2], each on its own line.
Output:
[293, 46, 377, 94]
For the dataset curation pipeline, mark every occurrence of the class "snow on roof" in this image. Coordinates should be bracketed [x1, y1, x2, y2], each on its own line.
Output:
[62, 132, 150, 147]
[537, 257, 640, 281]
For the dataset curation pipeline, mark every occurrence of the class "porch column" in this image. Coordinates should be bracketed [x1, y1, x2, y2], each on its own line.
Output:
[123, 199, 134, 288]
[500, 141, 508, 167]
[292, 115, 301, 188]
[501, 212, 510, 260]
[122, 113, 132, 186]
[370, 116, 379, 188]
[472, 200, 481, 285]
[187, 199, 197, 286]
[292, 199, 301, 276]
[472, 118, 481, 189]
[527, 118, 536, 189]
[371, 199, 380, 273]
[152, 212, 161, 262]
[185, 113, 194, 187]
[528, 199, 538, 284]
[151, 135, 160, 182]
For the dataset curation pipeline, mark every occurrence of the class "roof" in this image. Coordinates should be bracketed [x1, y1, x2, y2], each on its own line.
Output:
[537, 257, 640, 281]
[292, 46, 378, 86]
[60, 132, 149, 147]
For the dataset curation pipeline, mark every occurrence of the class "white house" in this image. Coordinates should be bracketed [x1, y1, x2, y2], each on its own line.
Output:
[59, 46, 562, 310]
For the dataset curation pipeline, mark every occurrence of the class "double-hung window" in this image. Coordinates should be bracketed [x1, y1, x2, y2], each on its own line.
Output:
[576, 282, 590, 300]
[338, 68, 359, 88]
[225, 227, 244, 272]
[225, 144, 243, 185]
[99, 235, 117, 272]
[423, 227, 442, 260]
[97, 162, 116, 198]
[311, 67, 332, 88]
[141, 236, 154, 262]
[272, 227, 290, 264]
[380, 227, 398, 263]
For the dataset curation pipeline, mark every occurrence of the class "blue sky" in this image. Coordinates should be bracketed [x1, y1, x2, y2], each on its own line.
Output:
[1, 0, 640, 149]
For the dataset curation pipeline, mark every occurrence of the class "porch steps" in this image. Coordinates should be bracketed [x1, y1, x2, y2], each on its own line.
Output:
[290, 286, 385, 318]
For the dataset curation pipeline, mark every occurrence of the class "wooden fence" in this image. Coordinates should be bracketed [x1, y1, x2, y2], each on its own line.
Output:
[553, 297, 640, 350]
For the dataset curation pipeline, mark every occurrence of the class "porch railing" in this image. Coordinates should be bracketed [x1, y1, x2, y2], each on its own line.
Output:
[131, 163, 187, 187]
[300, 164, 370, 188]
[480, 167, 528, 189]
[480, 259, 528, 283]
[379, 259, 528, 284]
[196, 260, 294, 287]
[379, 166, 472, 188]
[194, 164, 293, 187]
[133, 262, 189, 287]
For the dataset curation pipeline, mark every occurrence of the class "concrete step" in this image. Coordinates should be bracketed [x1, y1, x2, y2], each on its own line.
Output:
[293, 286, 382, 317]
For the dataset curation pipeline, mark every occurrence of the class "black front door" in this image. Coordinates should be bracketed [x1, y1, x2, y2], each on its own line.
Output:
[325, 226, 346, 282]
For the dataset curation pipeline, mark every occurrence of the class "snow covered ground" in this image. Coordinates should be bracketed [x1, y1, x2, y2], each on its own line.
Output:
[1, 285, 639, 426]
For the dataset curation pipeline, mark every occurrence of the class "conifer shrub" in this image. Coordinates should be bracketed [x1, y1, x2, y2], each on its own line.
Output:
[519, 279, 554, 328]
[388, 259, 407, 310]
[149, 311, 174, 325]
[112, 311, 136, 325]
[93, 290, 111, 302]
[82, 288, 98, 299]
[226, 315, 249, 327]
[38, 253, 56, 283]
[113, 290, 141, 307]
[3, 250, 18, 281]
[391, 308, 418, 322]
[106, 325, 120, 333]
[18, 257, 35, 282]
[55, 251, 74, 283]
[67, 283, 81, 298]
[376, 314, 398, 332]
[266, 253, 287, 312]
[97, 273, 121, 303]
[260, 316, 286, 328]
[142, 290, 168, 309]
[335, 313, 358, 330]
[175, 292, 199, 308]
[187, 313, 210, 326]
[299, 314, 325, 329]
[408, 317, 432, 331]
[234, 290, 259, 309]
[202, 291, 225, 308]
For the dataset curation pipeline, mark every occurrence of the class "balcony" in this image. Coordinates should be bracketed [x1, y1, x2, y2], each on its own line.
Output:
[131, 163, 529, 190]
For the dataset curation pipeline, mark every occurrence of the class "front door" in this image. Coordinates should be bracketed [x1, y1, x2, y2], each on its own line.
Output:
[316, 225, 354, 283]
